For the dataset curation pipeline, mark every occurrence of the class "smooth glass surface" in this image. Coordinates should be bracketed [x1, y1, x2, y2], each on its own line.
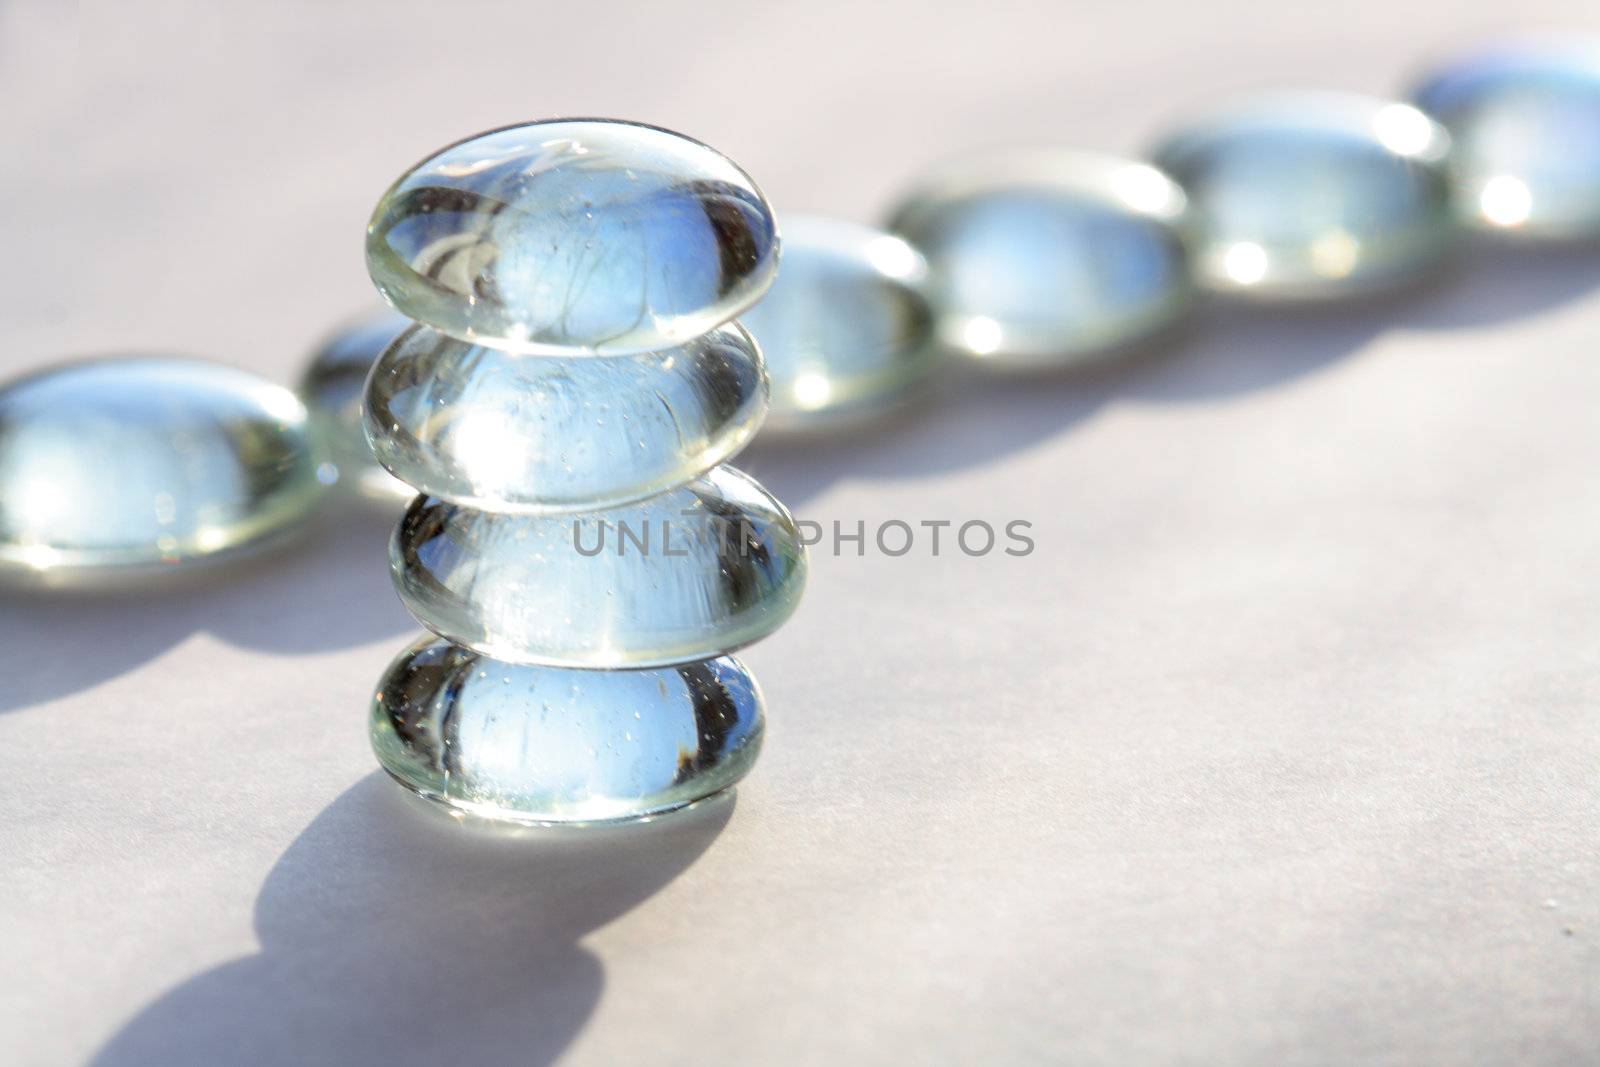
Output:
[372, 635, 764, 824]
[1411, 42, 1600, 239]
[391, 465, 807, 668]
[298, 310, 414, 501]
[1152, 92, 1456, 299]
[365, 322, 767, 512]
[736, 215, 941, 428]
[886, 151, 1193, 367]
[0, 358, 323, 583]
[367, 119, 780, 355]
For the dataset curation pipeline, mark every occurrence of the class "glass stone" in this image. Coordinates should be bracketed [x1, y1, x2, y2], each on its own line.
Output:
[1411, 42, 1600, 239]
[390, 465, 806, 668]
[1151, 92, 1456, 300]
[885, 151, 1193, 368]
[366, 119, 780, 355]
[0, 358, 323, 583]
[365, 321, 767, 512]
[371, 634, 763, 824]
[297, 310, 414, 501]
[735, 215, 941, 429]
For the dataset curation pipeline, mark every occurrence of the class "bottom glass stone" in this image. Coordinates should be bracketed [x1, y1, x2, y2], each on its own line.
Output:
[371, 635, 765, 825]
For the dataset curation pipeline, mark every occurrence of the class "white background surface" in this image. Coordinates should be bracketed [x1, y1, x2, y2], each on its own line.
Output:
[3, 2, 1599, 1064]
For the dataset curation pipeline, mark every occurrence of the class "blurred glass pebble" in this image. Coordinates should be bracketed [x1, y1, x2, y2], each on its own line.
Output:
[1411, 41, 1600, 239]
[365, 321, 767, 512]
[885, 151, 1193, 368]
[0, 358, 323, 584]
[297, 310, 414, 502]
[390, 465, 807, 669]
[1152, 92, 1455, 300]
[367, 119, 780, 355]
[371, 635, 764, 824]
[736, 215, 941, 430]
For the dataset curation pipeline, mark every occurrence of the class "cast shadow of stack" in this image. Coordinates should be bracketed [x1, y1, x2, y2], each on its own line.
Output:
[0, 503, 412, 715]
[90, 775, 735, 1067]
[739, 242, 1600, 509]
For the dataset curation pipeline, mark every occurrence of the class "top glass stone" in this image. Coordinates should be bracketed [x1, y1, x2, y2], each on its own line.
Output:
[366, 119, 780, 355]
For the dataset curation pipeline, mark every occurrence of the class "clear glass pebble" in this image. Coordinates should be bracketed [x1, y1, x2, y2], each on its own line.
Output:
[886, 151, 1193, 367]
[371, 634, 764, 824]
[390, 465, 807, 668]
[365, 321, 767, 511]
[1411, 41, 1600, 239]
[0, 358, 323, 583]
[1152, 92, 1455, 299]
[367, 119, 780, 355]
[297, 310, 414, 501]
[735, 215, 941, 429]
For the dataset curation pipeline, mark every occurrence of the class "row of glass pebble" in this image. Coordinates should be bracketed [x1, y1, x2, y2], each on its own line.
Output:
[2, 38, 1590, 589]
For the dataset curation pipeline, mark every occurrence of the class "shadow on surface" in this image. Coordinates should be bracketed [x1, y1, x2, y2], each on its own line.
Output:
[0, 501, 411, 714]
[740, 240, 1600, 509]
[1401, 240, 1600, 332]
[90, 774, 735, 1067]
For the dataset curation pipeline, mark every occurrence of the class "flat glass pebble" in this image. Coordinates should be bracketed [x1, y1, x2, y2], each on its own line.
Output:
[371, 635, 763, 824]
[0, 358, 322, 582]
[367, 119, 780, 355]
[1152, 93, 1455, 300]
[365, 321, 767, 512]
[735, 215, 941, 428]
[1411, 42, 1600, 239]
[885, 151, 1193, 367]
[391, 465, 806, 668]
[297, 310, 414, 501]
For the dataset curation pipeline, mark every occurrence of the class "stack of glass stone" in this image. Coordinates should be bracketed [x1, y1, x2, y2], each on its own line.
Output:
[361, 120, 807, 825]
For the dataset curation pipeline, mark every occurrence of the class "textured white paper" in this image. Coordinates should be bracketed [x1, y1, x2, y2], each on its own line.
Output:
[3, 2, 1598, 1064]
